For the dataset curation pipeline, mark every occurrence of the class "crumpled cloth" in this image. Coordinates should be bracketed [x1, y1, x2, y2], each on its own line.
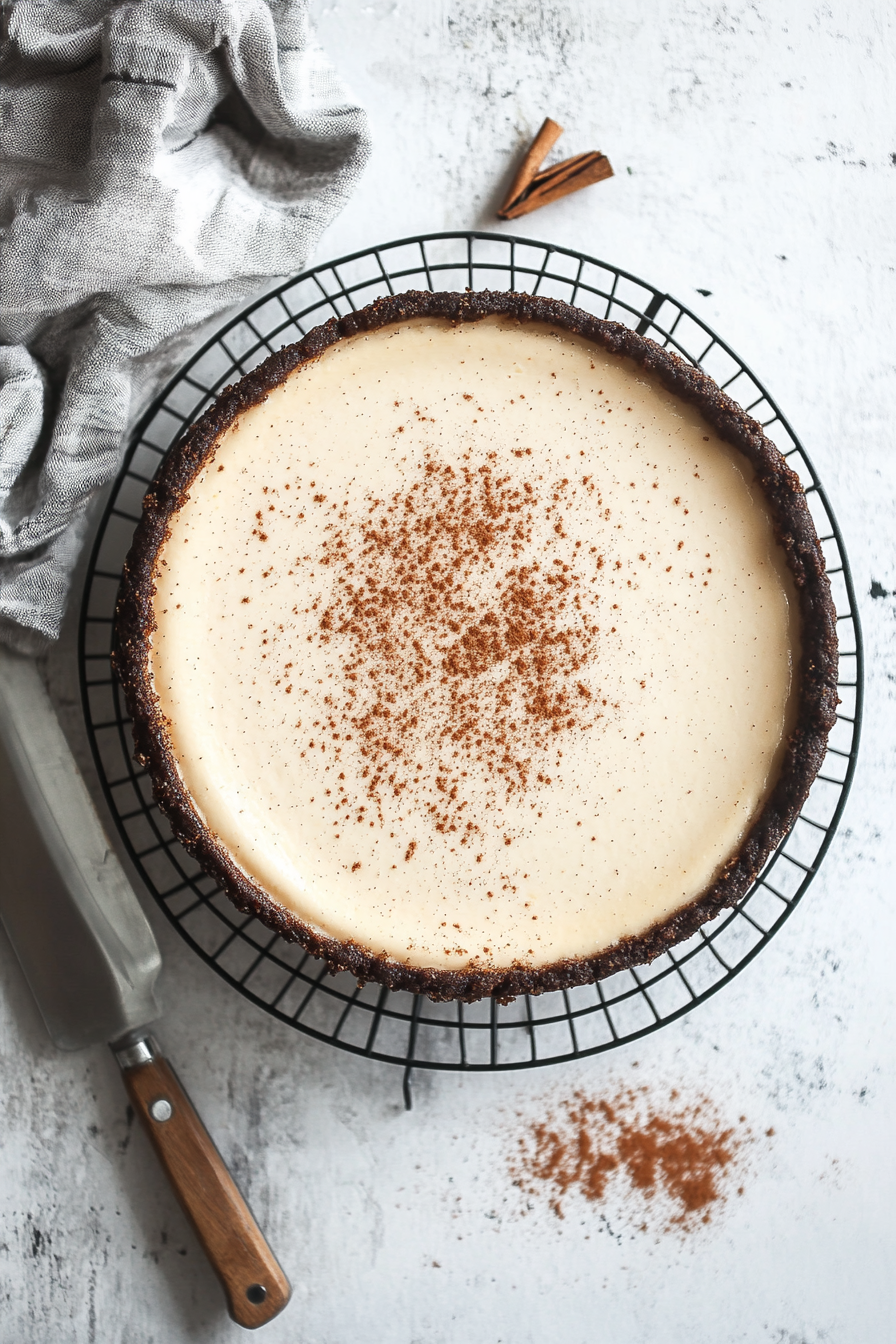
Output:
[0, 0, 370, 651]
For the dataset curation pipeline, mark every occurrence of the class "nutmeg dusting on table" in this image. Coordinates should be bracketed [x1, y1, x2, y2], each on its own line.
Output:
[511, 1085, 754, 1232]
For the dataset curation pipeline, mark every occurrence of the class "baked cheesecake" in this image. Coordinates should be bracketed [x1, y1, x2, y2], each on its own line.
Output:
[115, 291, 838, 1000]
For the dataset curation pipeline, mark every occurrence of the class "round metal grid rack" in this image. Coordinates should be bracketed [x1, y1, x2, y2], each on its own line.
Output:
[79, 232, 862, 1092]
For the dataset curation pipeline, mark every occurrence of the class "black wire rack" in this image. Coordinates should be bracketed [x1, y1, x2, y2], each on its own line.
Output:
[79, 232, 862, 1102]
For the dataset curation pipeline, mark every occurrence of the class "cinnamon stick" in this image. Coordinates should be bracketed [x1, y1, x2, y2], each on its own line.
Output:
[497, 118, 613, 220]
[498, 117, 564, 219]
[500, 151, 613, 220]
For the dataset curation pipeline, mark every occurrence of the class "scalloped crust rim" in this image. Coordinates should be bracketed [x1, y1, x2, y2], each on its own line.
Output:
[114, 290, 839, 1003]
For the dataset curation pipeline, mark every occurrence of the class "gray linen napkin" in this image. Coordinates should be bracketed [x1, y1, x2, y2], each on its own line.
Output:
[0, 0, 370, 651]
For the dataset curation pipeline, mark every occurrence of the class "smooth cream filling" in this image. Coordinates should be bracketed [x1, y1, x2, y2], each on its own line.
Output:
[150, 317, 800, 971]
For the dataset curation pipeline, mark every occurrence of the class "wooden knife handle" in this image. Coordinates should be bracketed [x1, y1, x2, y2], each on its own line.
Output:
[116, 1040, 290, 1328]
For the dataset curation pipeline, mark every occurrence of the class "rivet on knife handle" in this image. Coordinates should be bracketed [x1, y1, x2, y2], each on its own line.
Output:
[114, 1037, 291, 1328]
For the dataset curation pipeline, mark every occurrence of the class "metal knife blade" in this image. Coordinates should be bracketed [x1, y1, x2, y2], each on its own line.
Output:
[0, 645, 160, 1047]
[0, 646, 291, 1326]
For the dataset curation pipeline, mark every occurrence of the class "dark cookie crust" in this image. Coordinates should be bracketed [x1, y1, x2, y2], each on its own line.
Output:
[115, 290, 839, 1002]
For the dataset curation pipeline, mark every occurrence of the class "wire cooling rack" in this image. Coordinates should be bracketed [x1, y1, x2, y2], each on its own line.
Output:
[79, 232, 862, 1100]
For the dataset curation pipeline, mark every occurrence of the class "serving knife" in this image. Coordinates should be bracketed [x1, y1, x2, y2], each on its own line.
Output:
[0, 647, 290, 1329]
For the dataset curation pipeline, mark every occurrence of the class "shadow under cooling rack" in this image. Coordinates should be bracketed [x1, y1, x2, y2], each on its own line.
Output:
[79, 232, 863, 1083]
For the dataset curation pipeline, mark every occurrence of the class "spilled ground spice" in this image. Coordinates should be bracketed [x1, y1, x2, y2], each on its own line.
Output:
[511, 1085, 754, 1233]
[311, 449, 607, 840]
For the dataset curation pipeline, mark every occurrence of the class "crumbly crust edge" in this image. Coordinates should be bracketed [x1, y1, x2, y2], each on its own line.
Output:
[114, 289, 839, 1003]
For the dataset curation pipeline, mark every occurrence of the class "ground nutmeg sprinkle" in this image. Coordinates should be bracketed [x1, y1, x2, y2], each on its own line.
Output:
[312, 449, 607, 840]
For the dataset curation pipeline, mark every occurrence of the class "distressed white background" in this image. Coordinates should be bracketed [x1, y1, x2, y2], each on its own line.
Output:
[2, 2, 895, 1341]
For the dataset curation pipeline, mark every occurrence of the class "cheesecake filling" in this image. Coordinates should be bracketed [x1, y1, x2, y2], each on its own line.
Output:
[150, 316, 800, 971]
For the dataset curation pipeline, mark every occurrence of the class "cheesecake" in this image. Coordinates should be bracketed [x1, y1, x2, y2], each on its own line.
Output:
[115, 291, 838, 1000]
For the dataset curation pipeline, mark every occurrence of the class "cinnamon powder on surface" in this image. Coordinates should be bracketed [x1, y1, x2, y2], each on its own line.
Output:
[511, 1085, 753, 1232]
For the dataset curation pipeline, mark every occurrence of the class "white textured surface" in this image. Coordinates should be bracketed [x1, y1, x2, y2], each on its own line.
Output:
[2, 2, 895, 1340]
